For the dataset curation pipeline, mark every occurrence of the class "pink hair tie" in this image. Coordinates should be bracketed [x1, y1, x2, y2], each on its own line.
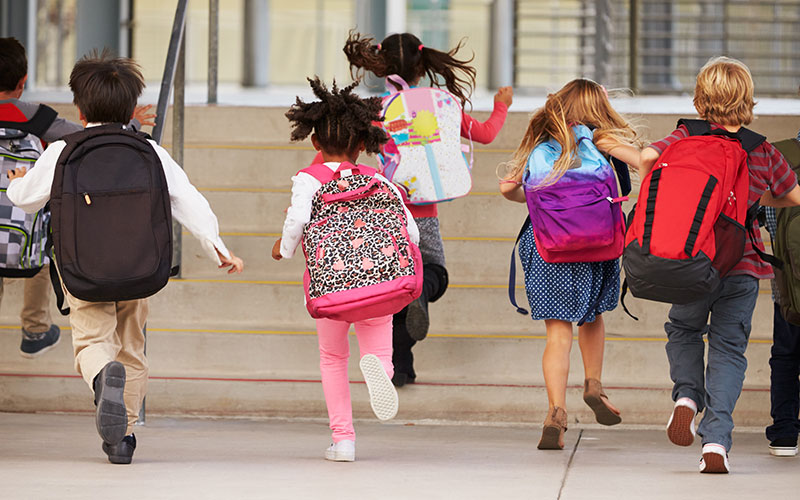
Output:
[601, 84, 609, 99]
[418, 44, 424, 51]
[377, 43, 382, 51]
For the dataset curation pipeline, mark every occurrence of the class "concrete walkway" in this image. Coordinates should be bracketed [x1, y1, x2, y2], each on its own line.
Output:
[1, 413, 798, 499]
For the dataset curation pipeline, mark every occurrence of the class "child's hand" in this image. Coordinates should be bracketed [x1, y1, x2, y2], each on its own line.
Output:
[494, 87, 513, 107]
[7, 167, 27, 181]
[271, 239, 283, 261]
[132, 105, 156, 127]
[217, 249, 244, 274]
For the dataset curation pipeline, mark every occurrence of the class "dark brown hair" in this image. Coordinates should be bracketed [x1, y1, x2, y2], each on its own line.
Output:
[344, 31, 477, 106]
[285, 77, 387, 156]
[0, 38, 28, 92]
[69, 51, 144, 124]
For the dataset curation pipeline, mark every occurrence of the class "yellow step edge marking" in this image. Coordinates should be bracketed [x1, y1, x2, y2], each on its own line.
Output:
[0, 325, 769, 344]
[196, 187, 502, 196]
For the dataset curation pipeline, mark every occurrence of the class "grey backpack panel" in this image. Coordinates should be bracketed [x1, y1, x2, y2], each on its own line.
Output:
[0, 128, 49, 276]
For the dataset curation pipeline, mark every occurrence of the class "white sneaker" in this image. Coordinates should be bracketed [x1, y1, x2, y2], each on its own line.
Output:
[667, 397, 697, 447]
[699, 443, 730, 473]
[359, 354, 398, 421]
[325, 439, 355, 462]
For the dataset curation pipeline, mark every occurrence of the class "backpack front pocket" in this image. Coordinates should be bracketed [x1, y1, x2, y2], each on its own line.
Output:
[75, 190, 160, 281]
[530, 187, 615, 252]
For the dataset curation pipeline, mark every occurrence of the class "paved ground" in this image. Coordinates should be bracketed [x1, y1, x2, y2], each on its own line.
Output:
[1, 413, 798, 500]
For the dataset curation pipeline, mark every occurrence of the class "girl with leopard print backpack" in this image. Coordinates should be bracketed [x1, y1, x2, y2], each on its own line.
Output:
[272, 77, 421, 462]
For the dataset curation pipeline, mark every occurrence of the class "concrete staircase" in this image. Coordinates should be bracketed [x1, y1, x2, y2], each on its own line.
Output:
[1, 104, 797, 427]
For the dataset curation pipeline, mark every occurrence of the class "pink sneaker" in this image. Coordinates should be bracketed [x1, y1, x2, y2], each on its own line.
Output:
[667, 397, 697, 447]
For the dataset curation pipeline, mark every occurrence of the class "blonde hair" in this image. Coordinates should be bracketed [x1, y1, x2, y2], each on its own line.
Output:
[505, 79, 641, 187]
[693, 56, 755, 126]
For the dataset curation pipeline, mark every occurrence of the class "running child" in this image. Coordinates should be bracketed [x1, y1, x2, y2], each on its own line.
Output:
[6, 53, 242, 464]
[272, 77, 420, 462]
[343, 31, 512, 386]
[500, 79, 641, 450]
[640, 57, 800, 473]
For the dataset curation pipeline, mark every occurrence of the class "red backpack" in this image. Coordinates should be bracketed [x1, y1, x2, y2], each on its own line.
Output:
[621, 120, 773, 315]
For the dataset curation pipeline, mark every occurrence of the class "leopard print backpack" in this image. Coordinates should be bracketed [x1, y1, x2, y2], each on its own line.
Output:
[300, 162, 423, 322]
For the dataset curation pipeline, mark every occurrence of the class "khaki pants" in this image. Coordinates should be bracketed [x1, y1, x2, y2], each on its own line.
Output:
[0, 264, 54, 334]
[64, 288, 149, 435]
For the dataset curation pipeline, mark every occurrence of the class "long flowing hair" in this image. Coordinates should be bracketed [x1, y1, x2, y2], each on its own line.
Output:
[506, 79, 642, 187]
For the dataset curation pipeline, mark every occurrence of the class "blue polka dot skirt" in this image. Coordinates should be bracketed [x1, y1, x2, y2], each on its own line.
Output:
[518, 222, 620, 323]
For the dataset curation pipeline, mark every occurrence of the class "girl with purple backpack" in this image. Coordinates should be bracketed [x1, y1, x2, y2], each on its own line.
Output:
[500, 79, 641, 450]
[272, 78, 420, 462]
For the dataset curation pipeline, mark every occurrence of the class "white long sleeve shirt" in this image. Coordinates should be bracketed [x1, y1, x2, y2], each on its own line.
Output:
[280, 162, 420, 258]
[6, 123, 230, 264]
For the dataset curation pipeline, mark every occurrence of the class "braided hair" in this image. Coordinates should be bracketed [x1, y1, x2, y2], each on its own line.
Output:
[285, 77, 387, 156]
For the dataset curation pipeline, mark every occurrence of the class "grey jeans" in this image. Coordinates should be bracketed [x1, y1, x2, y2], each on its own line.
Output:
[664, 274, 760, 451]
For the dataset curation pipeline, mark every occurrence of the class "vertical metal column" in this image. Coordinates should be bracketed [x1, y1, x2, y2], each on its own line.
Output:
[629, 0, 639, 93]
[208, 0, 218, 104]
[152, 0, 188, 144]
[386, 0, 407, 35]
[594, 0, 612, 84]
[173, 34, 185, 276]
[489, 0, 515, 89]
[25, 0, 36, 89]
[243, 0, 269, 87]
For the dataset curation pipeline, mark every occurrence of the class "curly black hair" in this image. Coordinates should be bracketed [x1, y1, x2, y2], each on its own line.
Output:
[285, 77, 387, 156]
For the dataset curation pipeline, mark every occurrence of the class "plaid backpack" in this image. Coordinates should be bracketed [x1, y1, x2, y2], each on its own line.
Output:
[0, 126, 52, 277]
[300, 162, 422, 322]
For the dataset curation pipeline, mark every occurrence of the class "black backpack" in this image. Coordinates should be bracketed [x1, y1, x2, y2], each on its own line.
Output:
[50, 124, 175, 306]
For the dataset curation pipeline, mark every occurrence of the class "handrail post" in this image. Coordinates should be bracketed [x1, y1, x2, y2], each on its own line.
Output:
[208, 0, 219, 104]
[152, 0, 188, 144]
[629, 0, 639, 94]
[172, 31, 185, 278]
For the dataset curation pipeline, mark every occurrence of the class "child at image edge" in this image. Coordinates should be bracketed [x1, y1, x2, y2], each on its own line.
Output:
[500, 79, 642, 450]
[640, 56, 800, 473]
[6, 54, 244, 465]
[272, 78, 420, 462]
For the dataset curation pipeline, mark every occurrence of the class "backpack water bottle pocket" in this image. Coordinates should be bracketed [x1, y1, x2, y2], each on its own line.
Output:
[531, 188, 615, 252]
[76, 190, 160, 281]
[711, 214, 746, 277]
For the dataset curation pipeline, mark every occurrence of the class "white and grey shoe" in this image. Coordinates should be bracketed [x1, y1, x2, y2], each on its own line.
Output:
[325, 439, 355, 462]
[667, 397, 697, 447]
[699, 443, 730, 473]
[359, 354, 398, 421]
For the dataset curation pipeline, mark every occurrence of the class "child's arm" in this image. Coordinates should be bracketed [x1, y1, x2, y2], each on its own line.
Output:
[499, 167, 526, 204]
[594, 137, 640, 170]
[462, 88, 512, 144]
[760, 185, 800, 207]
[150, 142, 242, 273]
[639, 147, 660, 178]
[6, 141, 64, 213]
[277, 173, 318, 259]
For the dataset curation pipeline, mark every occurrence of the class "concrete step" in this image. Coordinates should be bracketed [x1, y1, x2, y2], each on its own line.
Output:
[0, 326, 773, 426]
[0, 275, 777, 341]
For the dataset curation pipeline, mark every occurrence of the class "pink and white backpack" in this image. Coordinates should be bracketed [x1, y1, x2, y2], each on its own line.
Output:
[300, 162, 423, 322]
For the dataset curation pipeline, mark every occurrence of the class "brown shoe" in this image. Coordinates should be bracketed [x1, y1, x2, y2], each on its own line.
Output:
[538, 406, 568, 450]
[583, 378, 622, 426]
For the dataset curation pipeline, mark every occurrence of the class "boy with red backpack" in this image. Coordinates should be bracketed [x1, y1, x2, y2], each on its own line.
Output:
[635, 57, 800, 473]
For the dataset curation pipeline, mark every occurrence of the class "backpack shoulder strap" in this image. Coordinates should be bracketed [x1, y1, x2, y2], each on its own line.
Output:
[299, 164, 336, 184]
[508, 218, 531, 316]
[736, 127, 767, 153]
[0, 103, 58, 138]
[676, 119, 711, 136]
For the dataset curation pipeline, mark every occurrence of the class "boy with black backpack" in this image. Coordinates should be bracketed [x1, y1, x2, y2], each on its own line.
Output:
[0, 37, 154, 358]
[635, 57, 800, 473]
[6, 53, 243, 465]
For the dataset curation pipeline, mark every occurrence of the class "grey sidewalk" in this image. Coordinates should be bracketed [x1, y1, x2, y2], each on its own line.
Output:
[1, 413, 798, 499]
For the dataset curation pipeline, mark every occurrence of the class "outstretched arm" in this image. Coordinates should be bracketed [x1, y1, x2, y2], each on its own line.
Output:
[462, 88, 512, 144]
[595, 136, 641, 170]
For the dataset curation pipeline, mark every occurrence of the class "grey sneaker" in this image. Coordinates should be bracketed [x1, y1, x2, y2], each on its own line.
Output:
[20, 324, 60, 359]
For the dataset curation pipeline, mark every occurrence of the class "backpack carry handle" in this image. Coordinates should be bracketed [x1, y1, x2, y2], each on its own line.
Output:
[386, 75, 411, 94]
[322, 177, 383, 203]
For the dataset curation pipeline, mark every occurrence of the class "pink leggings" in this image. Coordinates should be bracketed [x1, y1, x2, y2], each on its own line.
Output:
[316, 315, 394, 442]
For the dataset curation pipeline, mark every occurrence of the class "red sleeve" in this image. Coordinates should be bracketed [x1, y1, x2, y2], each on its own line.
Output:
[648, 125, 689, 155]
[766, 143, 798, 198]
[461, 101, 508, 145]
